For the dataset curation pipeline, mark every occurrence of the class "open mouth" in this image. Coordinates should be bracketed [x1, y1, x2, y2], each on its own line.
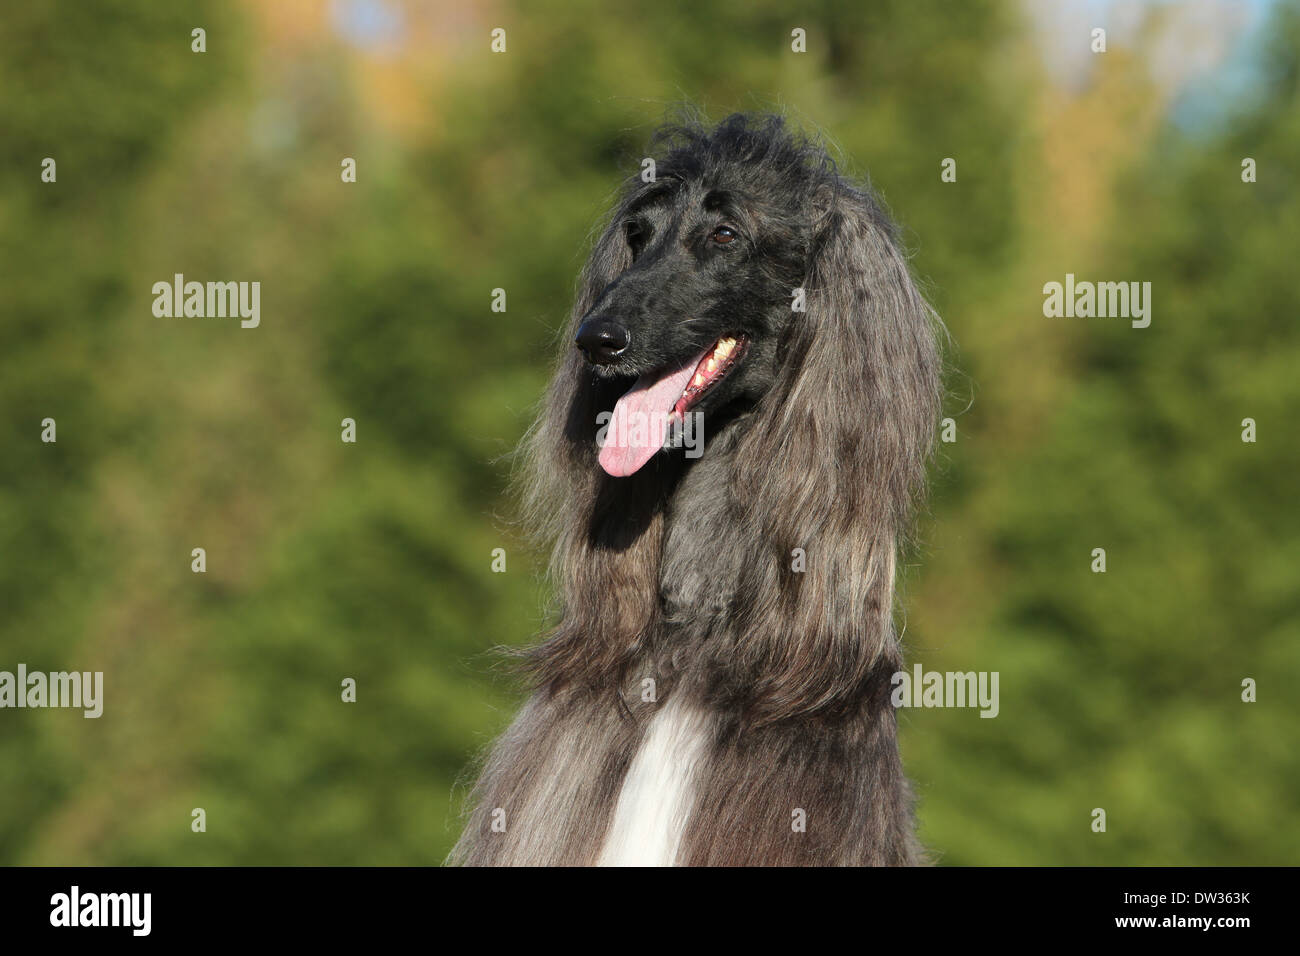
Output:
[673, 335, 748, 417]
[598, 334, 749, 478]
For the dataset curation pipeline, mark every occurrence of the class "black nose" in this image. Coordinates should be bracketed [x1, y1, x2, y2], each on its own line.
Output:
[575, 320, 630, 364]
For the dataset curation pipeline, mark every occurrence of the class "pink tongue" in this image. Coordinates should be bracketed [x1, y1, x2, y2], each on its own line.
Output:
[599, 349, 708, 477]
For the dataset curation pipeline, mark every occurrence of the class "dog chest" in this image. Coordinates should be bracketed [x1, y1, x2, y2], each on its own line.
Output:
[596, 696, 711, 866]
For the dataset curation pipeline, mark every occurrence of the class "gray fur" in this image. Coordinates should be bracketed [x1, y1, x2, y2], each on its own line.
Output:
[452, 113, 941, 866]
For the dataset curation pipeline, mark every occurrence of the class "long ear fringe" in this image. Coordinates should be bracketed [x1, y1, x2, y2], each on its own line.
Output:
[513, 196, 667, 693]
[718, 183, 942, 723]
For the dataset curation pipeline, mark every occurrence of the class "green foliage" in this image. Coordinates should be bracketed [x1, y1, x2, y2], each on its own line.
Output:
[0, 0, 1295, 864]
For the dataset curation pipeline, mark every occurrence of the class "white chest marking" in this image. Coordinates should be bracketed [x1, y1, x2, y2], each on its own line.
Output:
[597, 697, 711, 866]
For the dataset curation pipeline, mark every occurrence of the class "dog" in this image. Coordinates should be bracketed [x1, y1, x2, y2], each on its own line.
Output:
[452, 113, 942, 866]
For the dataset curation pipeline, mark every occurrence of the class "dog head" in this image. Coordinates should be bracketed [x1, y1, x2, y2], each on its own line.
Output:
[545, 113, 938, 496]
[561, 113, 937, 486]
[572, 116, 826, 476]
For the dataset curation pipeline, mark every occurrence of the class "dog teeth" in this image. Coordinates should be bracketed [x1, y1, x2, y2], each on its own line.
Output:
[687, 338, 738, 400]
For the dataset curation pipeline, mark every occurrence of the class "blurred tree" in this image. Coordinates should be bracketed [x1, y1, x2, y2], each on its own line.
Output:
[0, 0, 1294, 865]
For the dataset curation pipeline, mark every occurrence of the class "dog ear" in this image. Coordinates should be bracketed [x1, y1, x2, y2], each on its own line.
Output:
[517, 200, 664, 691]
[558, 212, 636, 461]
[724, 184, 942, 722]
[519, 204, 633, 530]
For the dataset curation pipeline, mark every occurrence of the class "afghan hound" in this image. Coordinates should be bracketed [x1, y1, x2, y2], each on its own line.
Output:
[453, 113, 942, 866]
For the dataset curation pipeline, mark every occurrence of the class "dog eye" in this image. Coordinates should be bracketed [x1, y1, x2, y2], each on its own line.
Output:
[710, 225, 738, 245]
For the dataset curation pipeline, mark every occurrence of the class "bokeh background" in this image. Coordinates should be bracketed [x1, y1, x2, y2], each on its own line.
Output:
[2, 0, 1297, 865]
